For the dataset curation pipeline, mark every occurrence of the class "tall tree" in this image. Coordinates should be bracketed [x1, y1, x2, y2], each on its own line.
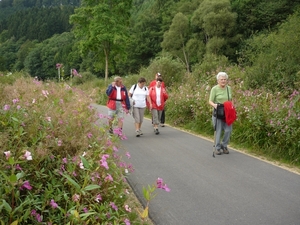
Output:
[70, 0, 132, 82]
[191, 0, 237, 55]
[161, 12, 190, 73]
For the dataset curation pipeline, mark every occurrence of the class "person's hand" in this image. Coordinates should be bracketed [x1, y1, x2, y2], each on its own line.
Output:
[112, 82, 116, 87]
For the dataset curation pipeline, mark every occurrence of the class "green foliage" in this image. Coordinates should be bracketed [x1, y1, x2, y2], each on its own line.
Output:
[0, 6, 76, 42]
[161, 12, 190, 72]
[70, 0, 132, 81]
[24, 32, 79, 80]
[0, 75, 148, 224]
[241, 12, 300, 91]
[145, 53, 186, 87]
[191, 53, 230, 80]
[191, 0, 237, 56]
[231, 0, 300, 38]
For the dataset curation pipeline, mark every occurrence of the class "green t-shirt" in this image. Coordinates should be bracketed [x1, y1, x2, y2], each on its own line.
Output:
[209, 85, 232, 104]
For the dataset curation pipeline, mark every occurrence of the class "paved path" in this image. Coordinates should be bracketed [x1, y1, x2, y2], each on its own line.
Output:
[93, 104, 300, 225]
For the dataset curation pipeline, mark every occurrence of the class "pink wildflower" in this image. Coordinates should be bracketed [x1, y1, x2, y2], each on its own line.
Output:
[87, 132, 93, 138]
[72, 194, 80, 202]
[57, 140, 62, 146]
[24, 150, 32, 160]
[126, 152, 131, 159]
[12, 98, 19, 104]
[3, 105, 10, 111]
[50, 199, 58, 209]
[95, 194, 102, 202]
[21, 180, 32, 190]
[125, 205, 131, 212]
[124, 218, 131, 225]
[16, 164, 22, 170]
[105, 174, 113, 182]
[4, 151, 11, 160]
[83, 207, 88, 213]
[109, 202, 118, 211]
[156, 177, 171, 192]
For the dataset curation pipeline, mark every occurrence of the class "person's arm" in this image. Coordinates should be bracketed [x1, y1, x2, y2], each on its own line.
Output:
[209, 88, 217, 109]
[106, 84, 114, 96]
[146, 88, 152, 109]
[209, 100, 217, 109]
[124, 87, 131, 110]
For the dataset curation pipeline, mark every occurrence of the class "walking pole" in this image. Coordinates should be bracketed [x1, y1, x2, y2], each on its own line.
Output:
[213, 114, 217, 158]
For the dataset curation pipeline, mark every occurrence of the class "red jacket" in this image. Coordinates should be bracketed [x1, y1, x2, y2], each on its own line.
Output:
[148, 86, 168, 110]
[149, 80, 165, 88]
[106, 85, 130, 110]
[224, 101, 237, 126]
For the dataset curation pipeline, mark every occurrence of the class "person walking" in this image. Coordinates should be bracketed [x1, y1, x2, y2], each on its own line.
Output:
[148, 77, 168, 134]
[149, 72, 166, 127]
[209, 72, 234, 155]
[129, 77, 152, 137]
[106, 76, 130, 134]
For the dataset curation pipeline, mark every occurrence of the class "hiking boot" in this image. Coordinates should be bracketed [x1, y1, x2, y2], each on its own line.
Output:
[214, 149, 222, 155]
[154, 128, 159, 135]
[139, 129, 143, 135]
[160, 124, 165, 127]
[135, 130, 140, 137]
[223, 147, 229, 154]
[221, 145, 229, 154]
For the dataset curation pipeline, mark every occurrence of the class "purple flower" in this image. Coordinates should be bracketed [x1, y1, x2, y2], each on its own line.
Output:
[87, 132, 93, 139]
[156, 177, 171, 192]
[12, 98, 19, 104]
[83, 207, 88, 213]
[50, 199, 58, 209]
[72, 194, 80, 202]
[105, 174, 113, 182]
[16, 164, 22, 171]
[24, 150, 32, 160]
[124, 218, 131, 225]
[109, 202, 118, 211]
[21, 180, 32, 190]
[95, 194, 102, 202]
[4, 151, 11, 160]
[57, 140, 63, 146]
[3, 104, 10, 111]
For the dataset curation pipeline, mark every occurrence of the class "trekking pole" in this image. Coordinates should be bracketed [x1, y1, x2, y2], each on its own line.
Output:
[213, 112, 217, 158]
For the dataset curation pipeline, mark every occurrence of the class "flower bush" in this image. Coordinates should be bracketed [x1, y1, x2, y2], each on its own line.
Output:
[166, 67, 300, 165]
[0, 75, 151, 224]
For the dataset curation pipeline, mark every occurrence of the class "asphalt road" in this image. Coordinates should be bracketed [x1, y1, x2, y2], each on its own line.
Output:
[93, 104, 300, 225]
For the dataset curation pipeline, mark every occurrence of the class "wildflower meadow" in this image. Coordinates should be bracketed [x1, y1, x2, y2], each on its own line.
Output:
[0, 74, 170, 224]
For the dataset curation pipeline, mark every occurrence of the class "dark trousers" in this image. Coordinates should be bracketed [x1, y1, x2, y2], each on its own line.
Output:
[160, 109, 165, 124]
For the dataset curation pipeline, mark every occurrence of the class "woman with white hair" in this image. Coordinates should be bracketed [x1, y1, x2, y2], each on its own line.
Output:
[209, 72, 233, 155]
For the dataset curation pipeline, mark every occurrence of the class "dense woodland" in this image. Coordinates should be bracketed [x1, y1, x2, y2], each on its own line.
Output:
[0, 0, 300, 91]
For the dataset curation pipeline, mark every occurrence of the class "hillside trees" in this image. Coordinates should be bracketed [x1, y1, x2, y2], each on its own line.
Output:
[241, 12, 300, 91]
[70, 0, 132, 81]
[0, 6, 75, 42]
[191, 0, 237, 57]
[24, 32, 80, 80]
[231, 0, 300, 38]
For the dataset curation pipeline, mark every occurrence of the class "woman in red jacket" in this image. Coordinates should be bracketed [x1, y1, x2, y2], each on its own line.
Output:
[106, 76, 130, 134]
[148, 77, 168, 134]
